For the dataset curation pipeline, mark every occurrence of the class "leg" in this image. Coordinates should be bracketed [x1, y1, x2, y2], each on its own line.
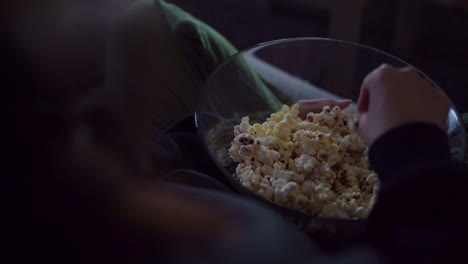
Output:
[104, 0, 239, 138]
[105, 0, 198, 138]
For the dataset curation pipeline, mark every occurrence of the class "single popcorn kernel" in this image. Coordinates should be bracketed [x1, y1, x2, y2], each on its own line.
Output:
[229, 103, 380, 219]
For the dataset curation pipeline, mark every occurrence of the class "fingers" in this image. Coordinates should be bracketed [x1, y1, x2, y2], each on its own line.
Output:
[358, 64, 398, 113]
[400, 66, 419, 75]
[356, 63, 452, 146]
[358, 69, 376, 115]
[335, 99, 353, 109]
[298, 99, 352, 119]
[357, 112, 368, 141]
[357, 86, 369, 113]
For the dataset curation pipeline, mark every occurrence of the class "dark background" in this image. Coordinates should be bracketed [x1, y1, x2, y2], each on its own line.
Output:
[170, 0, 468, 113]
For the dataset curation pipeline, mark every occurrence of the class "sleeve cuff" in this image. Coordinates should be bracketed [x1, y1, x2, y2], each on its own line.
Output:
[369, 123, 450, 187]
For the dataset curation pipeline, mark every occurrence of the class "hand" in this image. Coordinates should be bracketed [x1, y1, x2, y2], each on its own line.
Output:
[297, 99, 352, 119]
[357, 64, 450, 146]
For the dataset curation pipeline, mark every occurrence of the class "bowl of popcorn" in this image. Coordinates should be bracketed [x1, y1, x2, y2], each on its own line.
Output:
[195, 38, 466, 245]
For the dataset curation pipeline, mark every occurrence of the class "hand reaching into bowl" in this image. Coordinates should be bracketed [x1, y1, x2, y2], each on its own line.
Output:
[357, 64, 450, 146]
[298, 65, 451, 149]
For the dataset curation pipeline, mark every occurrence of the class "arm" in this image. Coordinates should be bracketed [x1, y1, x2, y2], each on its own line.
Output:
[357, 65, 468, 263]
[366, 123, 468, 263]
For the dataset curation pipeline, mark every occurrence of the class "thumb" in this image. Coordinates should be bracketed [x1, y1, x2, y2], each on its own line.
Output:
[357, 113, 369, 143]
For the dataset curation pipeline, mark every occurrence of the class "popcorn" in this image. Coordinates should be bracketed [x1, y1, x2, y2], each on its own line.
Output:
[229, 104, 380, 219]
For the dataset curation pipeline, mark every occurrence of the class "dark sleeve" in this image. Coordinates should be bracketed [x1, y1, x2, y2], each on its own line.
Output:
[365, 123, 468, 263]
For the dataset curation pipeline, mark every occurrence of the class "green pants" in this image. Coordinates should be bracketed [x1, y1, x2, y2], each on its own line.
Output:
[103, 0, 234, 134]
[104, 0, 279, 138]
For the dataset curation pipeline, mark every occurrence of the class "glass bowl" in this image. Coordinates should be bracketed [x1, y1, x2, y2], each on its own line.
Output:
[195, 38, 466, 249]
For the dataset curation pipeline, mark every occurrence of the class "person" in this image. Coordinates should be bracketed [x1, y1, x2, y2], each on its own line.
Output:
[3, 0, 468, 263]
